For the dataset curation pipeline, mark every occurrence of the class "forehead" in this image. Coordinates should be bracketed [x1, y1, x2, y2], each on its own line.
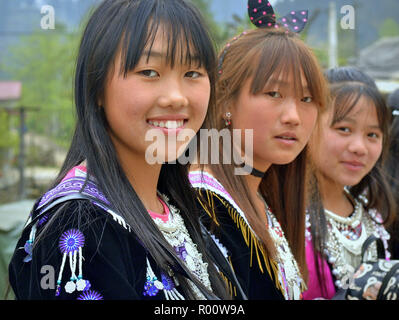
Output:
[265, 70, 309, 88]
[140, 25, 206, 68]
[250, 62, 310, 93]
[141, 27, 199, 65]
[346, 96, 379, 119]
[330, 95, 380, 125]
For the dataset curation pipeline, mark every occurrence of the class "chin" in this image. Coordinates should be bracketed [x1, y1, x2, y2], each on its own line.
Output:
[272, 155, 299, 165]
[342, 179, 364, 188]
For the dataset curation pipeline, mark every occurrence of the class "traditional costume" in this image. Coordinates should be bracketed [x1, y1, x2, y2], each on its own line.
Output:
[303, 189, 391, 299]
[9, 165, 213, 300]
[189, 171, 306, 300]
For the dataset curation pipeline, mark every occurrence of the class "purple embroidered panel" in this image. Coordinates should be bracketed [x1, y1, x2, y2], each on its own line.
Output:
[36, 177, 110, 213]
[188, 172, 235, 205]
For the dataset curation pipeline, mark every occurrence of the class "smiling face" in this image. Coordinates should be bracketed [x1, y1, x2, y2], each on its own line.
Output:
[231, 71, 319, 170]
[311, 96, 383, 190]
[102, 26, 210, 164]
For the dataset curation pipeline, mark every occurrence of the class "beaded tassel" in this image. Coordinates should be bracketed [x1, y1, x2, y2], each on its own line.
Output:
[143, 258, 184, 300]
[56, 229, 91, 296]
[23, 223, 37, 263]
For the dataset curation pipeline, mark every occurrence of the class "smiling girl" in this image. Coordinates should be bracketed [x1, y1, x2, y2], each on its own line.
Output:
[303, 67, 396, 300]
[8, 0, 230, 300]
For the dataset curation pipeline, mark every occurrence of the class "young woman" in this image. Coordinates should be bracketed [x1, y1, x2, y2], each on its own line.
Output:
[189, 16, 329, 299]
[303, 67, 396, 300]
[8, 0, 230, 300]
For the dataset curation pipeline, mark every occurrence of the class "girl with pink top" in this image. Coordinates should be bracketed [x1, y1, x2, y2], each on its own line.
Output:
[303, 67, 396, 300]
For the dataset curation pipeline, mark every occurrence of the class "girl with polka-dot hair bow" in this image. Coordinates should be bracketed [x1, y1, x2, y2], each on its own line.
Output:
[189, 0, 328, 300]
[8, 0, 231, 301]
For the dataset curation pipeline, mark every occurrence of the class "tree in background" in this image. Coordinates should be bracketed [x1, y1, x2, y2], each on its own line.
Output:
[191, 0, 231, 50]
[379, 18, 399, 38]
[1, 24, 79, 149]
[0, 112, 19, 175]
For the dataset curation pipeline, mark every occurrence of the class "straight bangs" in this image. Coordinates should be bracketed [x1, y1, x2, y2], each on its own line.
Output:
[250, 29, 327, 110]
[330, 84, 363, 125]
[118, 0, 215, 76]
[330, 82, 391, 157]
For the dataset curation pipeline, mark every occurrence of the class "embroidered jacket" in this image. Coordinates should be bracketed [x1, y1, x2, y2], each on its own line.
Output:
[8, 166, 204, 300]
[189, 170, 305, 300]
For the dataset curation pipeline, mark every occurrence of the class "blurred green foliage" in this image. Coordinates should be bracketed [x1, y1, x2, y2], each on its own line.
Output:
[0, 113, 18, 149]
[1, 24, 79, 149]
[0, 112, 19, 172]
[191, 0, 253, 51]
[379, 18, 399, 38]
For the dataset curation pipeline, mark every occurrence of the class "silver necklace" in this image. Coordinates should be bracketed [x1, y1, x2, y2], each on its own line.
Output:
[151, 193, 212, 299]
[258, 194, 306, 300]
[324, 199, 378, 288]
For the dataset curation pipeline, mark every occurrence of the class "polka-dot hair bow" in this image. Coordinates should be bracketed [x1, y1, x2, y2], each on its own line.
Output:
[248, 0, 308, 33]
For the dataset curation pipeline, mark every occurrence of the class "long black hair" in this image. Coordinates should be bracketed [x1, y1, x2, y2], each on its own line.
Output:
[38, 0, 229, 300]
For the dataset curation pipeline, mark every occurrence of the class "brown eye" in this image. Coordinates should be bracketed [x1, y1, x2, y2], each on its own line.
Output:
[337, 127, 351, 133]
[302, 97, 313, 103]
[139, 70, 159, 78]
[368, 132, 380, 139]
[267, 91, 281, 98]
[185, 71, 201, 79]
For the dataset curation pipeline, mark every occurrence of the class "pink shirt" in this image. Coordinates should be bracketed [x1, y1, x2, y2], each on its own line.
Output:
[302, 238, 336, 300]
[147, 198, 170, 223]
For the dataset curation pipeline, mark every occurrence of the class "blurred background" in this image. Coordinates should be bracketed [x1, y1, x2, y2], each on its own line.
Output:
[0, 0, 398, 298]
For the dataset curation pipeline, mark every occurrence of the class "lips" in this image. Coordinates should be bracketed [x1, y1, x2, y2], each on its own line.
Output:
[147, 119, 185, 129]
[275, 132, 298, 141]
[147, 115, 188, 130]
[147, 114, 188, 134]
[341, 160, 365, 170]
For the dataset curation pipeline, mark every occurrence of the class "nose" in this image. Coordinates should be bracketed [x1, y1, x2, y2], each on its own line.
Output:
[280, 98, 300, 126]
[348, 135, 368, 156]
[157, 78, 189, 109]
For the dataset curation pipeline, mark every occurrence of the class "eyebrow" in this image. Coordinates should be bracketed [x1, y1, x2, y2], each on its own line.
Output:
[266, 79, 310, 91]
[142, 50, 201, 63]
[337, 117, 381, 130]
[142, 50, 165, 59]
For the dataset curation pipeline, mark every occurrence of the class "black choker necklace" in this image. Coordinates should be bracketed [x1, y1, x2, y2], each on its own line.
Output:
[250, 167, 266, 178]
[239, 164, 266, 178]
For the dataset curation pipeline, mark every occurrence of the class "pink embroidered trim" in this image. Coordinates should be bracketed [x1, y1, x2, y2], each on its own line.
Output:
[62, 165, 170, 223]
[61, 165, 88, 182]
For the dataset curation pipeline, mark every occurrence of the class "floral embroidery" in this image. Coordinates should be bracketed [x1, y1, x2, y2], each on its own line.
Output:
[59, 229, 85, 254]
[77, 290, 104, 300]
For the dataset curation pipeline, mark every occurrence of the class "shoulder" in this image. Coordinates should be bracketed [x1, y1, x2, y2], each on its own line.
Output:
[189, 170, 247, 221]
[9, 194, 146, 300]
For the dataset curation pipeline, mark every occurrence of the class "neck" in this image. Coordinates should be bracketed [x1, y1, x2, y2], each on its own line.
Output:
[244, 165, 270, 211]
[241, 158, 270, 205]
[245, 173, 262, 197]
[116, 149, 164, 214]
[318, 175, 353, 218]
